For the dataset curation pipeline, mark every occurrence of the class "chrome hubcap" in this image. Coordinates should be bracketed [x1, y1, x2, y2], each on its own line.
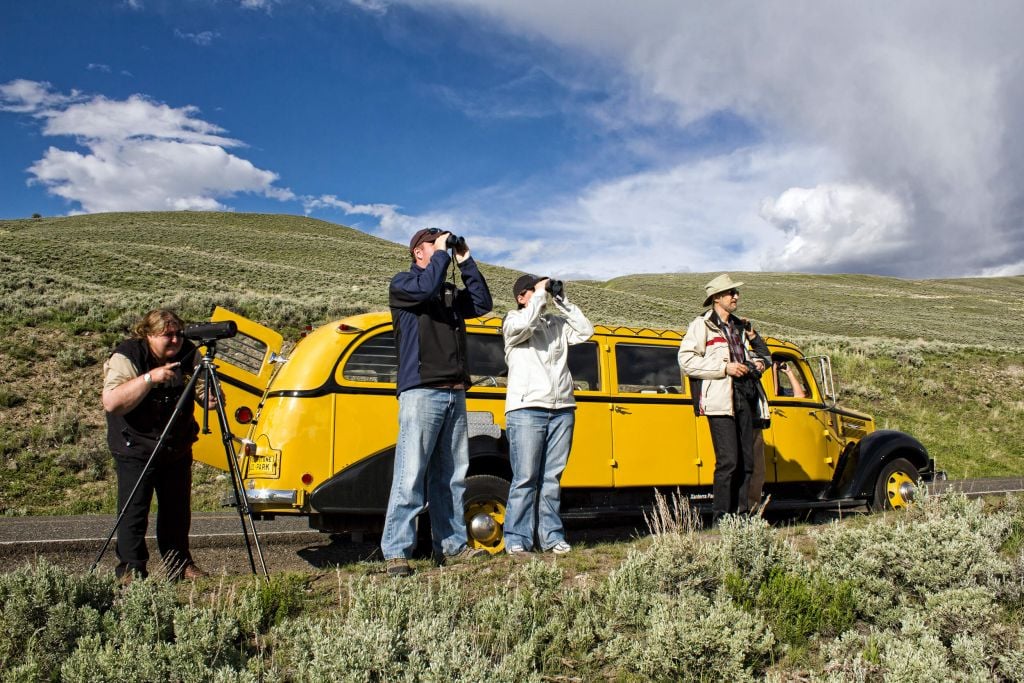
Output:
[469, 512, 499, 543]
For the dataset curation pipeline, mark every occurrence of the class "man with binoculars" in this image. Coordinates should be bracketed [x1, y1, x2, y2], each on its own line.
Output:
[381, 228, 493, 577]
[502, 273, 593, 555]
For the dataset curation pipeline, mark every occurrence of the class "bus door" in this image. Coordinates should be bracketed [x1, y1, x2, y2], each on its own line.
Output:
[764, 355, 840, 484]
[609, 342, 700, 487]
[563, 341, 614, 487]
[192, 306, 284, 471]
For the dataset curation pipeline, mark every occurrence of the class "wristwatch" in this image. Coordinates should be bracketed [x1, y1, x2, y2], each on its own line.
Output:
[143, 372, 153, 386]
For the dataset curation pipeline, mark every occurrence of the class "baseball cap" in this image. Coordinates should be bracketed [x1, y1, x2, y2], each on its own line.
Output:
[513, 273, 544, 299]
[409, 227, 443, 254]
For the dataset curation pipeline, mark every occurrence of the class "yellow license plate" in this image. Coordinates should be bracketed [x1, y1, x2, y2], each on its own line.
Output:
[245, 454, 280, 478]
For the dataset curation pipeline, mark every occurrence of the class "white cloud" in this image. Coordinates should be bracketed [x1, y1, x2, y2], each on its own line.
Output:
[467, 147, 831, 279]
[174, 29, 220, 46]
[759, 184, 911, 273]
[302, 194, 476, 247]
[0, 79, 82, 114]
[1, 80, 294, 213]
[86, 63, 111, 73]
[240, 0, 278, 11]
[302, 195, 419, 239]
[42, 95, 240, 147]
[347, 0, 390, 16]
[396, 1, 1024, 277]
[304, 148, 843, 280]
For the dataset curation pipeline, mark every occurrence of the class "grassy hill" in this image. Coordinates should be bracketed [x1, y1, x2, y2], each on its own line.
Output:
[1, 212, 1022, 514]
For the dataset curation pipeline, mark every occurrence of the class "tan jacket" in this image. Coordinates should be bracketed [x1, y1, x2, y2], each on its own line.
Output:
[678, 310, 770, 421]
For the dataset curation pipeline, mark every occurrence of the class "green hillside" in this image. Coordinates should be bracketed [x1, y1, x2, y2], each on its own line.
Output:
[1, 212, 1022, 514]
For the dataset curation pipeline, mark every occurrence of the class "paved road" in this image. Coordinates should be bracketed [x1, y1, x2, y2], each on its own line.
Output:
[0, 511, 360, 576]
[929, 477, 1024, 497]
[0, 510, 649, 576]
[2, 477, 1021, 576]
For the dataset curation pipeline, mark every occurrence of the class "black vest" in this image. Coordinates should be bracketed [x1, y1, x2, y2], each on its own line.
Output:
[105, 338, 199, 458]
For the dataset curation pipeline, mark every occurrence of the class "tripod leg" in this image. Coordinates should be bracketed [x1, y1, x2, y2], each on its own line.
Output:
[204, 361, 269, 577]
[92, 366, 204, 573]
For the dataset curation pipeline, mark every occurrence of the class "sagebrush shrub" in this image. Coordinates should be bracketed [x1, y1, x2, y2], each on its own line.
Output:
[921, 587, 998, 645]
[0, 560, 114, 678]
[606, 591, 774, 682]
[715, 514, 803, 595]
[110, 577, 179, 643]
[262, 615, 408, 682]
[814, 492, 1012, 622]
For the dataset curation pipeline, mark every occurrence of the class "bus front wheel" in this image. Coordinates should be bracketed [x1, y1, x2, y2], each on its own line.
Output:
[463, 474, 509, 554]
[871, 458, 920, 511]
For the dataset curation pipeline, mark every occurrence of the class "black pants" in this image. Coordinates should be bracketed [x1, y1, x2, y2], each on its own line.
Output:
[113, 450, 194, 578]
[708, 392, 757, 519]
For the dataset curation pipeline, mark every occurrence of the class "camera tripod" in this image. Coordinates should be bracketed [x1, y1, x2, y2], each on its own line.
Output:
[92, 339, 268, 578]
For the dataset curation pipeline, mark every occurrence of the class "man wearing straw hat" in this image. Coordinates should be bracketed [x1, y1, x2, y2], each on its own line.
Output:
[678, 274, 770, 522]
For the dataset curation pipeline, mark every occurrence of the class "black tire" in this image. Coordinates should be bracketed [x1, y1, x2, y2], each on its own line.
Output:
[463, 474, 510, 554]
[871, 457, 920, 511]
[412, 512, 433, 559]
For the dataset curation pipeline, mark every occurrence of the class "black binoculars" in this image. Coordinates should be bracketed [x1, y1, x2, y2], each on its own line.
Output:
[444, 233, 467, 252]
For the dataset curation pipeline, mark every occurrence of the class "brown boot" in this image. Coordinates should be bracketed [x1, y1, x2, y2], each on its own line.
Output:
[182, 564, 210, 580]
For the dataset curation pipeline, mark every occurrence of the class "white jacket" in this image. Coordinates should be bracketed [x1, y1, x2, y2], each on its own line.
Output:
[503, 290, 594, 414]
[678, 310, 770, 421]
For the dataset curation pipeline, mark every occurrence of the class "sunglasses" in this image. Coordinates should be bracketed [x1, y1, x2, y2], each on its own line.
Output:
[158, 330, 183, 340]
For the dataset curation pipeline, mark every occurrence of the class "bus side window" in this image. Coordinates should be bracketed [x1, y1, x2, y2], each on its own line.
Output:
[342, 332, 397, 383]
[568, 342, 601, 391]
[772, 354, 808, 398]
[467, 334, 507, 387]
[615, 344, 684, 394]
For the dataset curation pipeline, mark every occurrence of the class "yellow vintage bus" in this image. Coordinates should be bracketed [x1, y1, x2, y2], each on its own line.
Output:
[194, 307, 934, 551]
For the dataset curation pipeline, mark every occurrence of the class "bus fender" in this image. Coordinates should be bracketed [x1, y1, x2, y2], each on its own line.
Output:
[828, 429, 931, 501]
[467, 434, 511, 482]
[308, 432, 510, 515]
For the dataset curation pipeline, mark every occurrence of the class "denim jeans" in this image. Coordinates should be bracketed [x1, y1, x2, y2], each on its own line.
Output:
[503, 407, 575, 551]
[381, 388, 470, 559]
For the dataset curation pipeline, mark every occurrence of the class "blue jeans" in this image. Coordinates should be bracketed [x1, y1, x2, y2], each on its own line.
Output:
[381, 388, 470, 559]
[503, 407, 575, 551]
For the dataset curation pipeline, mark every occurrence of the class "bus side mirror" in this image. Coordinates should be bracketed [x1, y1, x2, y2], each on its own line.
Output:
[818, 356, 838, 405]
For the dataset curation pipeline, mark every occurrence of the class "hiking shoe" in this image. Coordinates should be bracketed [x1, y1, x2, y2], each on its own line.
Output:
[182, 564, 209, 580]
[386, 558, 413, 577]
[547, 541, 572, 555]
[444, 547, 490, 565]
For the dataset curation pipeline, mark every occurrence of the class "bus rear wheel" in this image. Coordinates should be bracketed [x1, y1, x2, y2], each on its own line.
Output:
[463, 474, 509, 554]
[871, 458, 920, 511]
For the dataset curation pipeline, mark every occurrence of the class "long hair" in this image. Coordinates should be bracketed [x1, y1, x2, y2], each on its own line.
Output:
[130, 309, 184, 339]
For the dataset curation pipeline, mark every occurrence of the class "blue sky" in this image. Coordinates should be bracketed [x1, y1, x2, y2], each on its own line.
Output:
[2, 1, 1022, 279]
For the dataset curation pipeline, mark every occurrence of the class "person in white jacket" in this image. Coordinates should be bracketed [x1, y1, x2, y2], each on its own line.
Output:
[678, 274, 770, 522]
[502, 274, 594, 554]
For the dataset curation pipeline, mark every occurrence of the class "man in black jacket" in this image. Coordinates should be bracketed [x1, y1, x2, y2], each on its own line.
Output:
[381, 228, 493, 577]
[102, 308, 208, 581]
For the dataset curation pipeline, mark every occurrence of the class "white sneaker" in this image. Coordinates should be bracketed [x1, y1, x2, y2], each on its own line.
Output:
[548, 541, 572, 554]
[506, 545, 532, 555]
